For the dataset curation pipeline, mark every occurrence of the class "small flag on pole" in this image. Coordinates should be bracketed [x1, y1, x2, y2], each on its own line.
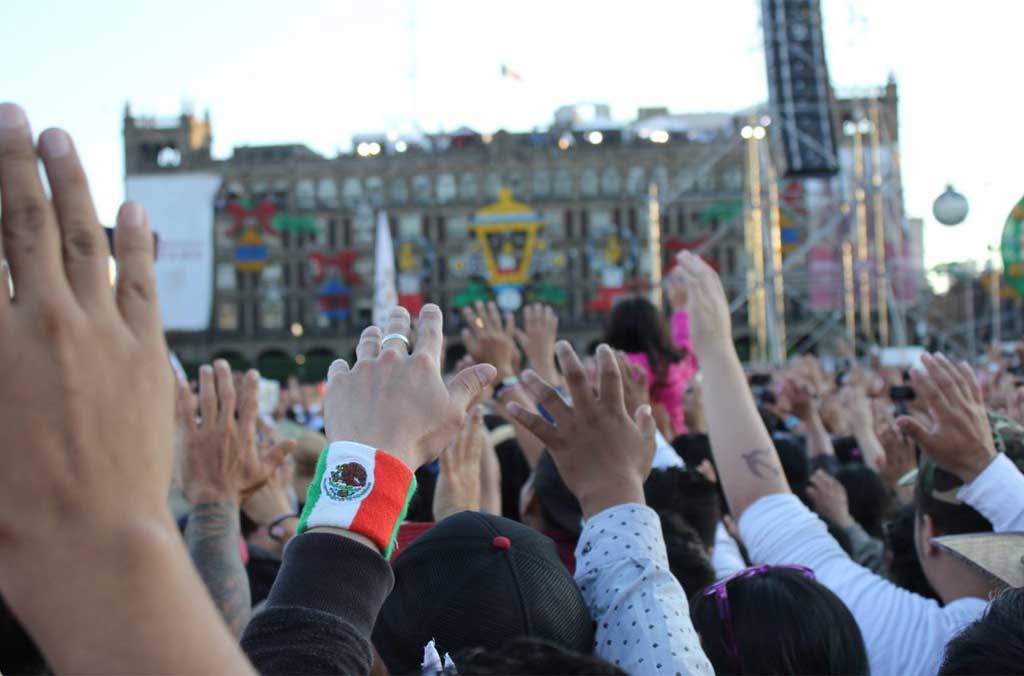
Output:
[373, 211, 397, 328]
[500, 63, 524, 81]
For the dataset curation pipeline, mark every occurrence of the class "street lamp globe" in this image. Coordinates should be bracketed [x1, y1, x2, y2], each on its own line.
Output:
[933, 185, 969, 226]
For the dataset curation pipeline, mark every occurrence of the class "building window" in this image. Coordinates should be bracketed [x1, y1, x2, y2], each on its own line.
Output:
[459, 173, 478, 202]
[215, 263, 236, 290]
[271, 179, 290, 210]
[251, 180, 269, 202]
[627, 166, 646, 196]
[447, 214, 469, 242]
[261, 265, 285, 330]
[413, 175, 432, 204]
[217, 302, 239, 331]
[296, 179, 315, 210]
[532, 170, 551, 198]
[564, 209, 575, 238]
[342, 178, 362, 208]
[437, 174, 456, 204]
[601, 167, 622, 196]
[399, 213, 421, 238]
[554, 169, 573, 198]
[484, 173, 501, 200]
[542, 209, 563, 238]
[580, 169, 598, 197]
[317, 178, 338, 209]
[390, 177, 409, 205]
[366, 176, 384, 207]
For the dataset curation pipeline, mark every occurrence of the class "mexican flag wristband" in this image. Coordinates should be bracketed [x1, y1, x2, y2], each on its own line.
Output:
[297, 441, 417, 558]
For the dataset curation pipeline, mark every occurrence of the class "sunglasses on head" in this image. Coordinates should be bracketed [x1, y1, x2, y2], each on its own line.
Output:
[704, 564, 816, 670]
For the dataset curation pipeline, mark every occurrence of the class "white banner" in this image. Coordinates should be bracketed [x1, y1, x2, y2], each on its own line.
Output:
[373, 211, 397, 328]
[126, 174, 221, 331]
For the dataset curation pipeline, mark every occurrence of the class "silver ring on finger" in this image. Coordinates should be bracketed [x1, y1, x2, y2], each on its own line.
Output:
[381, 332, 410, 351]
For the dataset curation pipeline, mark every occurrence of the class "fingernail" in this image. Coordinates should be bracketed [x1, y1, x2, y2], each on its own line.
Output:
[506, 402, 521, 415]
[0, 103, 27, 131]
[475, 364, 496, 384]
[121, 202, 145, 228]
[39, 128, 70, 158]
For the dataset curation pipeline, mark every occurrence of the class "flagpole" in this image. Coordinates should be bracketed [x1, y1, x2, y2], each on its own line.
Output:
[648, 182, 663, 308]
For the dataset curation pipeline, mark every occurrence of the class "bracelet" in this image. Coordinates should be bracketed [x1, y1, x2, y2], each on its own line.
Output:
[493, 375, 521, 400]
[297, 441, 417, 557]
[268, 512, 298, 543]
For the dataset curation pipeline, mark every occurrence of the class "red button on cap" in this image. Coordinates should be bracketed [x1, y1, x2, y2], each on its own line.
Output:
[492, 535, 511, 550]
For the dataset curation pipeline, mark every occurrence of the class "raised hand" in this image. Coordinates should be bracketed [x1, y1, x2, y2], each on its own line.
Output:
[666, 266, 690, 311]
[507, 342, 656, 517]
[178, 362, 294, 505]
[0, 103, 251, 673]
[782, 375, 820, 423]
[433, 405, 486, 521]
[897, 353, 997, 483]
[806, 470, 854, 529]
[462, 301, 520, 380]
[675, 251, 732, 359]
[325, 305, 496, 471]
[513, 302, 561, 385]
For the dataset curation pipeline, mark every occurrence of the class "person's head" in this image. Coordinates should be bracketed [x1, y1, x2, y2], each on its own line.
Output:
[453, 636, 625, 675]
[913, 457, 995, 602]
[939, 587, 1024, 675]
[659, 511, 716, 597]
[644, 467, 721, 551]
[835, 463, 889, 538]
[691, 565, 868, 675]
[519, 451, 583, 534]
[883, 503, 939, 599]
[603, 297, 682, 383]
[373, 511, 594, 673]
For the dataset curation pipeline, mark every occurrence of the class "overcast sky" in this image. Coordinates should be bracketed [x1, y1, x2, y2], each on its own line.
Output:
[4, 0, 1022, 269]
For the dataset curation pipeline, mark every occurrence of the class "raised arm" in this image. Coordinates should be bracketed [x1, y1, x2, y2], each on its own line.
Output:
[0, 104, 253, 674]
[463, 301, 545, 466]
[242, 305, 496, 674]
[508, 342, 712, 675]
[666, 267, 695, 353]
[178, 362, 293, 636]
[898, 353, 1024, 531]
[674, 252, 789, 517]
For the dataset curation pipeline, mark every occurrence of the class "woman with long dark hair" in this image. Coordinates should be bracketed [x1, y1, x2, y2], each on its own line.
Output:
[604, 269, 696, 437]
[691, 565, 869, 675]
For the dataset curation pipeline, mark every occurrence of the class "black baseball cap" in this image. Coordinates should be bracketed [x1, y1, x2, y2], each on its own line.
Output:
[372, 511, 595, 673]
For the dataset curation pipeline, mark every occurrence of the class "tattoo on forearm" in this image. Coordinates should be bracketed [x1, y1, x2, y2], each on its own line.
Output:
[741, 449, 781, 479]
[185, 501, 251, 637]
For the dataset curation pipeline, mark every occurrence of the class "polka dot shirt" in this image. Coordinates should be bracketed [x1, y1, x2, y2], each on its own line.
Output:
[574, 503, 713, 675]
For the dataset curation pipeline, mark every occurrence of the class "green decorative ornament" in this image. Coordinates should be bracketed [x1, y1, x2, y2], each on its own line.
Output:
[1001, 194, 1024, 297]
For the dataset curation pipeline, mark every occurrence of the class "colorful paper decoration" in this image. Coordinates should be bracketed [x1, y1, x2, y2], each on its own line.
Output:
[585, 223, 642, 313]
[458, 187, 565, 312]
[226, 199, 278, 273]
[309, 250, 361, 321]
[396, 236, 435, 317]
[1001, 194, 1024, 297]
[274, 214, 321, 237]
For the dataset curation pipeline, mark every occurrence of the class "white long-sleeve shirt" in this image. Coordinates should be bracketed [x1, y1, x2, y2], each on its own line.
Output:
[739, 493, 985, 676]
[574, 503, 712, 675]
[958, 452, 1024, 532]
[711, 521, 746, 580]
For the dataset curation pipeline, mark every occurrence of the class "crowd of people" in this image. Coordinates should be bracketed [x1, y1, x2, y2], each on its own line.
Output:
[1, 103, 1023, 675]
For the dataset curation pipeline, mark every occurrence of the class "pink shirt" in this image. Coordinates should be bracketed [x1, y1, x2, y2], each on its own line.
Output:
[624, 310, 698, 437]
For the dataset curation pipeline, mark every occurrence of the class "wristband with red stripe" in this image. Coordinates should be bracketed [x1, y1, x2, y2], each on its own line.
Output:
[297, 441, 417, 557]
